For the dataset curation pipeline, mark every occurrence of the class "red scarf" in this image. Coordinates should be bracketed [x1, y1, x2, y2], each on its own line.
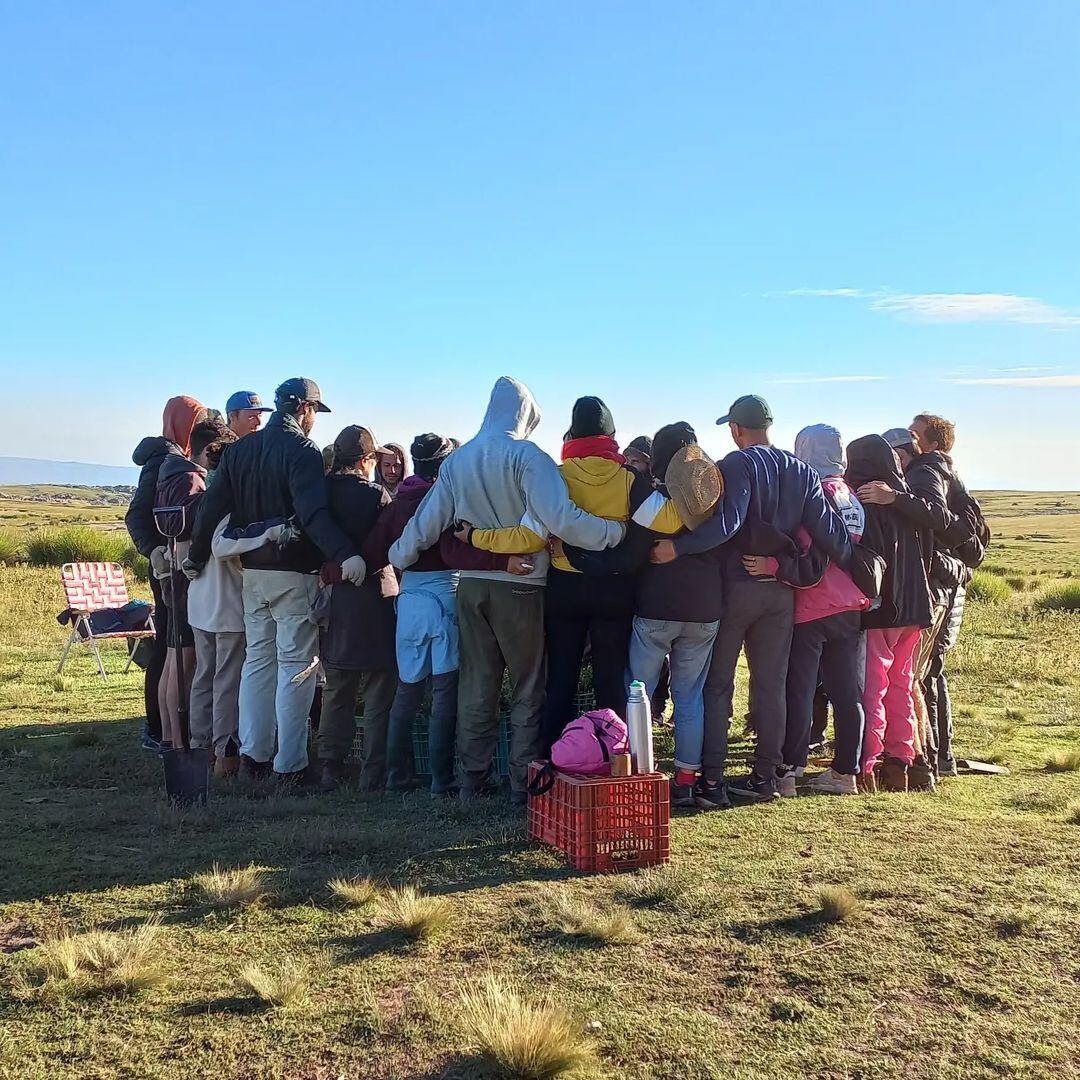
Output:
[561, 435, 625, 464]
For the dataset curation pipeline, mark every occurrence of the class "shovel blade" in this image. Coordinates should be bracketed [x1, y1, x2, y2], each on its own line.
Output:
[162, 747, 211, 805]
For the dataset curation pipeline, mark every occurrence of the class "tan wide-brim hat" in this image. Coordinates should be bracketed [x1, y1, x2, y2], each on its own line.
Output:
[664, 444, 723, 531]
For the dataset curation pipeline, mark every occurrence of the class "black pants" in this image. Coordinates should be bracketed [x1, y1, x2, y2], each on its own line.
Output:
[924, 586, 964, 769]
[540, 568, 635, 752]
[144, 573, 169, 742]
[783, 611, 865, 775]
[702, 578, 794, 781]
[386, 670, 459, 794]
[810, 682, 829, 744]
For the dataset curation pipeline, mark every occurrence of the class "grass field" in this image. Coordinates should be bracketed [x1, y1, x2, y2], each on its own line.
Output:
[1, 492, 1079, 1079]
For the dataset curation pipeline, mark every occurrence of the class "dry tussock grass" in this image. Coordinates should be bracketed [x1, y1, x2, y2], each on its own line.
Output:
[34, 920, 165, 997]
[458, 973, 596, 1079]
[377, 885, 451, 940]
[549, 895, 640, 944]
[239, 961, 310, 1008]
[194, 863, 272, 909]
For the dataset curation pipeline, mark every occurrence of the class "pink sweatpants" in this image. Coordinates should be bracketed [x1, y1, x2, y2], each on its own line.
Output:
[861, 626, 920, 772]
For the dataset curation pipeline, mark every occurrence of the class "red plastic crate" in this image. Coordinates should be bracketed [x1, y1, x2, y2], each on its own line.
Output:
[527, 762, 670, 873]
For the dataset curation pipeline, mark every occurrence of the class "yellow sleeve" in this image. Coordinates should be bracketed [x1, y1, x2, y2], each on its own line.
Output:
[470, 524, 547, 554]
[631, 490, 684, 535]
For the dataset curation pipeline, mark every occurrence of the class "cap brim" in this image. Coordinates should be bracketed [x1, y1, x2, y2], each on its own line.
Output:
[715, 414, 731, 425]
[314, 402, 331, 413]
[374, 444, 391, 455]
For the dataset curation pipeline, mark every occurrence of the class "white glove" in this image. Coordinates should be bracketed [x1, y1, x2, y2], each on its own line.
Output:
[340, 555, 367, 585]
[149, 545, 169, 576]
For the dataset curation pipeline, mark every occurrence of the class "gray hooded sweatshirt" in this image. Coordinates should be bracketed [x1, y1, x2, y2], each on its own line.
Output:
[389, 377, 625, 583]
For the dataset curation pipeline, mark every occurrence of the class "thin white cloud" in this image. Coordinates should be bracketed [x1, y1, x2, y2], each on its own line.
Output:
[784, 288, 1080, 327]
[768, 375, 890, 385]
[953, 374, 1080, 387]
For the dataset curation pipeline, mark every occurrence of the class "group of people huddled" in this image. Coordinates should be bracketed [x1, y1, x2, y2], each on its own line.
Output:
[125, 375, 987, 810]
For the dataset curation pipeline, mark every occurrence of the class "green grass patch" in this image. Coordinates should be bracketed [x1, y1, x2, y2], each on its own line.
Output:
[1035, 581, 1080, 613]
[968, 570, 1013, 603]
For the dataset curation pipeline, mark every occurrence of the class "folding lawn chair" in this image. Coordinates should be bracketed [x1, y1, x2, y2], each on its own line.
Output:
[57, 562, 156, 681]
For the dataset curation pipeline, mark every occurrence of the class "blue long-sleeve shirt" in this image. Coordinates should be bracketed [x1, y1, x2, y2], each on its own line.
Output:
[674, 445, 852, 581]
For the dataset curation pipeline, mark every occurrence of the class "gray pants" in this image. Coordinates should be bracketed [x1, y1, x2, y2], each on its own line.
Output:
[239, 569, 320, 774]
[702, 577, 794, 781]
[456, 577, 546, 795]
[189, 628, 245, 757]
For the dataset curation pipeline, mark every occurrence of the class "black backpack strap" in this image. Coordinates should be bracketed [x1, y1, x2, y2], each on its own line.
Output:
[527, 762, 557, 797]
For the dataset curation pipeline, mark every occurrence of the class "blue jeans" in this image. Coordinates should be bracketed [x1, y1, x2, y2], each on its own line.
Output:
[629, 617, 720, 772]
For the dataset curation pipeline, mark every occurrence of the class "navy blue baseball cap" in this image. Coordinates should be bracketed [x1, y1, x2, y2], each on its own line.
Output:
[225, 391, 272, 415]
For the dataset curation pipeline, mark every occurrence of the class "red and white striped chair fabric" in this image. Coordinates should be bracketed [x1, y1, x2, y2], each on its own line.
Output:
[58, 562, 156, 681]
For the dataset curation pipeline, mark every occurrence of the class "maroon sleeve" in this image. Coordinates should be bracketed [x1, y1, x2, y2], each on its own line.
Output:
[439, 529, 510, 571]
[155, 472, 206, 540]
[362, 500, 400, 571]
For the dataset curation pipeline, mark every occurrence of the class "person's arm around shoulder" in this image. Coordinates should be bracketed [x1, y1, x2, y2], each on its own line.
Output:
[463, 519, 548, 554]
[390, 475, 455, 570]
[801, 469, 852, 568]
[288, 441, 361, 570]
[520, 451, 624, 550]
[667, 451, 750, 560]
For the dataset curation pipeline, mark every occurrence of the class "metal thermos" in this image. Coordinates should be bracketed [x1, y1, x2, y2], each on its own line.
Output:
[626, 681, 654, 774]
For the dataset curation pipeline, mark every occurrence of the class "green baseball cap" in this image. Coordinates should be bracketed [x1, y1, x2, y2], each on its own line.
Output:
[716, 394, 773, 429]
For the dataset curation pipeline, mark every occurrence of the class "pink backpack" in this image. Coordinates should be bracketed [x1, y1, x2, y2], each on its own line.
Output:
[550, 709, 629, 775]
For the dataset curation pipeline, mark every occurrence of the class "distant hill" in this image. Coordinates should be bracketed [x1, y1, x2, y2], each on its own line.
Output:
[0, 457, 140, 487]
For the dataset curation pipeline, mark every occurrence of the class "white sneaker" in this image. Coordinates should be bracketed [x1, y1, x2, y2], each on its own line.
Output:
[808, 768, 858, 795]
[777, 772, 798, 798]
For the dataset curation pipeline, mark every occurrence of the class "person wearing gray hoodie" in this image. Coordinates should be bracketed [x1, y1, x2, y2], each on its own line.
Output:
[390, 377, 626, 803]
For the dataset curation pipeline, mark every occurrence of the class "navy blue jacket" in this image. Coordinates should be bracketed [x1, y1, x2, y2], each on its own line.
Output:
[189, 411, 357, 573]
[674, 445, 852, 581]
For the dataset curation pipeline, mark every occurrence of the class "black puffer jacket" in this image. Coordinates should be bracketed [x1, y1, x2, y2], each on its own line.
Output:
[895, 451, 972, 598]
[319, 473, 398, 671]
[189, 411, 357, 573]
[125, 436, 185, 557]
[846, 435, 932, 631]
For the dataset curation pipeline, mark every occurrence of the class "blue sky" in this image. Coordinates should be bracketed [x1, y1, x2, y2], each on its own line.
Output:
[1, 1, 1078, 488]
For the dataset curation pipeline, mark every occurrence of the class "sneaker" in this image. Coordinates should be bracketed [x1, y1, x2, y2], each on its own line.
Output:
[693, 778, 731, 811]
[777, 771, 798, 799]
[808, 767, 858, 795]
[908, 757, 937, 793]
[727, 771, 780, 803]
[878, 757, 909, 792]
[856, 770, 878, 795]
[670, 782, 697, 808]
[509, 789, 528, 808]
[937, 756, 959, 778]
[240, 754, 272, 780]
[141, 725, 163, 752]
[430, 785, 460, 801]
[320, 761, 345, 793]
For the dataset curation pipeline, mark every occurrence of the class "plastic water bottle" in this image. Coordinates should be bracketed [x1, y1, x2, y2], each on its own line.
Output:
[626, 681, 654, 775]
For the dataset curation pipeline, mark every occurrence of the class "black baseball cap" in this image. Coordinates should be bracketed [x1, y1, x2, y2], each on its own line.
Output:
[275, 377, 331, 413]
[716, 394, 773, 429]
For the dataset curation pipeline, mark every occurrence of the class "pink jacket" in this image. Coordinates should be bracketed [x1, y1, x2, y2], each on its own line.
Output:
[767, 477, 871, 625]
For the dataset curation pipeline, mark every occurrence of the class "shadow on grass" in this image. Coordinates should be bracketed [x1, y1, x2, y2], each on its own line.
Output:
[324, 927, 427, 962]
[177, 994, 269, 1017]
[731, 910, 837, 943]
